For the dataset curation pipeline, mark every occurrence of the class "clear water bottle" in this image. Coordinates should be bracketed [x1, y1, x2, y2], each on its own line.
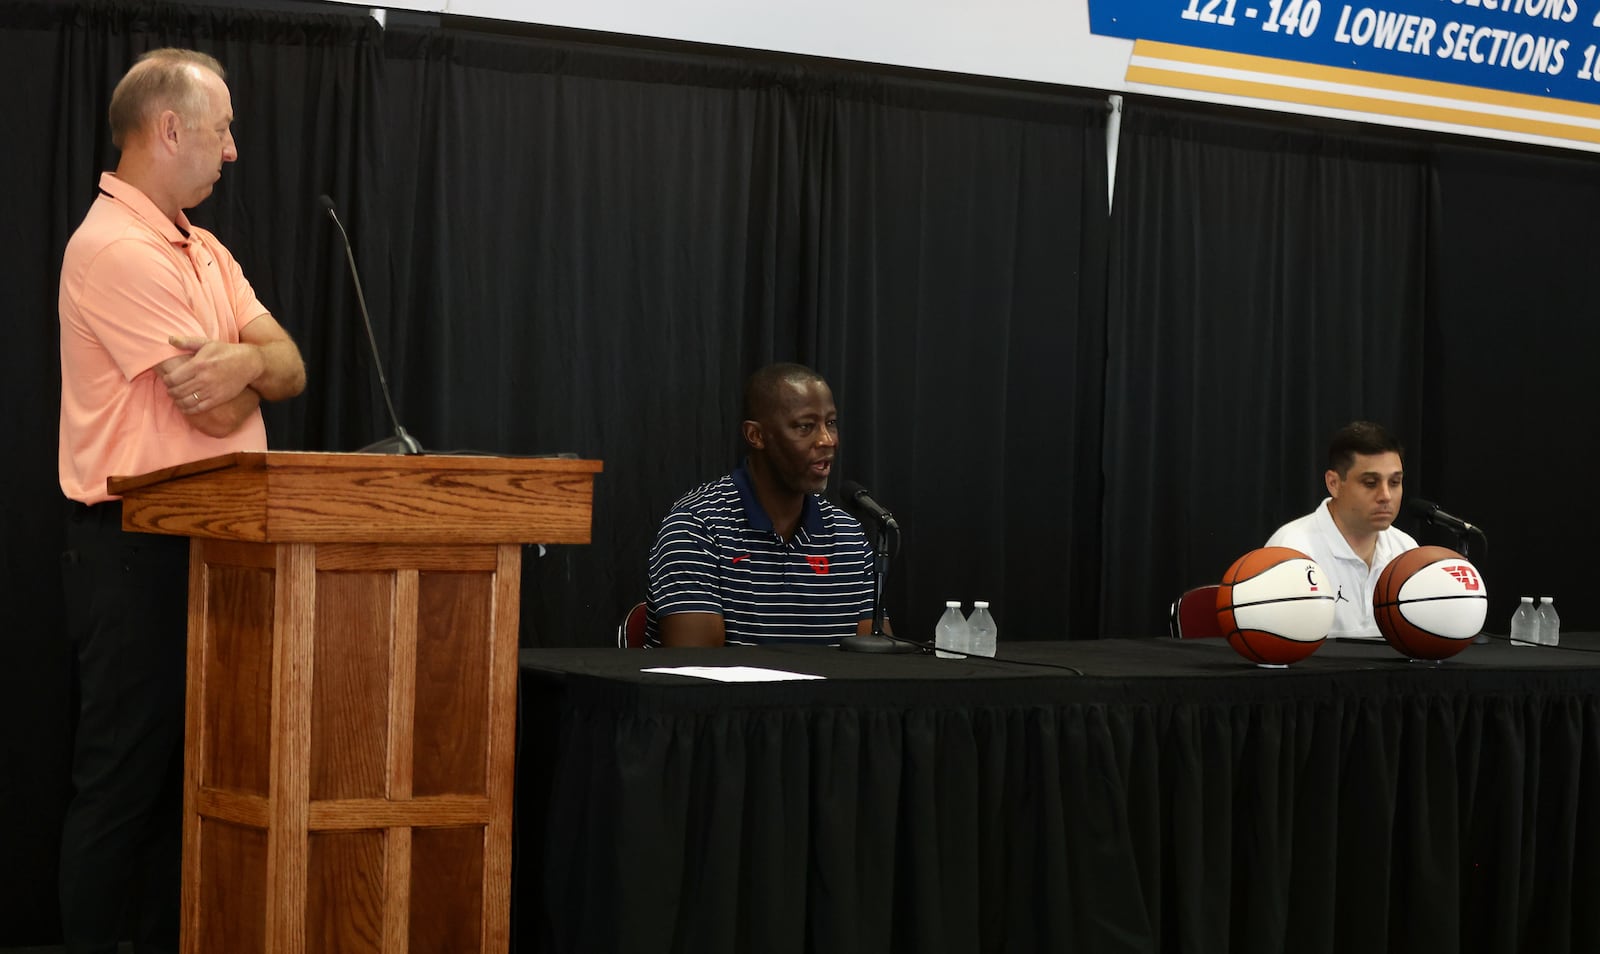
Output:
[935, 601, 970, 658]
[968, 601, 997, 658]
[1509, 596, 1537, 646]
[1538, 597, 1561, 647]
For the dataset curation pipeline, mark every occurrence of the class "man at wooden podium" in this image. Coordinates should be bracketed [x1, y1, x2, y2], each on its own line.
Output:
[57, 49, 305, 954]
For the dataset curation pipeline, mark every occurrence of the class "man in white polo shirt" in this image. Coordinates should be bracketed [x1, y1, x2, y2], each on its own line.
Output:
[1266, 421, 1418, 640]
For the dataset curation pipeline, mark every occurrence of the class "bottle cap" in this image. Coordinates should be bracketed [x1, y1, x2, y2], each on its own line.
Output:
[974, 600, 990, 609]
[945, 600, 961, 608]
[1521, 596, 1534, 603]
[1542, 597, 1555, 603]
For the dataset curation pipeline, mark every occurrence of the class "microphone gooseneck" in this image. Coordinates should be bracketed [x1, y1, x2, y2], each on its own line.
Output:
[319, 195, 422, 455]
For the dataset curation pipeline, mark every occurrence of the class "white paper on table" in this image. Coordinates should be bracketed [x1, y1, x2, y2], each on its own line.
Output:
[639, 666, 826, 683]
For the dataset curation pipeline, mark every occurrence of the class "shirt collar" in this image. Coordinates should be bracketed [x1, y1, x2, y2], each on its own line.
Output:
[1312, 497, 1364, 563]
[97, 172, 193, 246]
[731, 462, 824, 537]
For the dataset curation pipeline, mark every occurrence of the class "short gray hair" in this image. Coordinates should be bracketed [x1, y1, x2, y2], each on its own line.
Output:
[108, 49, 226, 149]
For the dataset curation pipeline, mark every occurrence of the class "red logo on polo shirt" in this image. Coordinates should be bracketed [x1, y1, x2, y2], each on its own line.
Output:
[806, 555, 830, 574]
[730, 554, 750, 563]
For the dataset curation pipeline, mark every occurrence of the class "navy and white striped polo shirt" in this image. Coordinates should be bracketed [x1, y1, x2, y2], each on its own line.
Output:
[645, 466, 875, 646]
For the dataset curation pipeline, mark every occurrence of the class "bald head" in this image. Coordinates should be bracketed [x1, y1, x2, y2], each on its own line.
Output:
[109, 48, 226, 150]
[743, 363, 828, 424]
[740, 363, 838, 497]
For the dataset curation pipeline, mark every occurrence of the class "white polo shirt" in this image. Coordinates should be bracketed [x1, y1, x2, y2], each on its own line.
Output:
[1266, 498, 1418, 640]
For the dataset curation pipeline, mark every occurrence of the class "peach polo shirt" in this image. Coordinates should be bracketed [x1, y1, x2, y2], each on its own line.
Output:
[59, 173, 270, 504]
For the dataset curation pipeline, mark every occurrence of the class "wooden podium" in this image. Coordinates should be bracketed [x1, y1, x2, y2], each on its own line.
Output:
[108, 451, 603, 954]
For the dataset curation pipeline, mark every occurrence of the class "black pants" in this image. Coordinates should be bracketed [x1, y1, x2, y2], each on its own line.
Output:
[59, 501, 189, 954]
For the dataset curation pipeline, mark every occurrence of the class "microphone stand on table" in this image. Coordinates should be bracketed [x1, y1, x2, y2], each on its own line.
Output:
[1412, 500, 1490, 642]
[1452, 525, 1487, 562]
[838, 512, 917, 654]
[1408, 497, 1487, 561]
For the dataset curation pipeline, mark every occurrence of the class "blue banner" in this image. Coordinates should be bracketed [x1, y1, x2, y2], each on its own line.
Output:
[1088, 0, 1600, 105]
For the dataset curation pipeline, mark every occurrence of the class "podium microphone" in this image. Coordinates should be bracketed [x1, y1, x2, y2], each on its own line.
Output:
[318, 195, 423, 455]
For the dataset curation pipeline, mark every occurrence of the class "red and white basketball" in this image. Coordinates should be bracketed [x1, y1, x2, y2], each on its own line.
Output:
[1374, 546, 1487, 660]
[1216, 546, 1336, 666]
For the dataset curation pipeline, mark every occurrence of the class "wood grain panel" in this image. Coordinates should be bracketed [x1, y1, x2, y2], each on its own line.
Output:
[202, 537, 279, 569]
[201, 564, 275, 795]
[196, 788, 270, 829]
[197, 819, 267, 954]
[182, 548, 205, 954]
[413, 573, 491, 797]
[306, 831, 384, 954]
[116, 460, 268, 540]
[310, 571, 393, 801]
[384, 828, 412, 954]
[271, 464, 598, 543]
[410, 827, 485, 954]
[307, 795, 492, 830]
[114, 452, 603, 544]
[317, 543, 497, 572]
[265, 544, 316, 954]
[389, 571, 418, 804]
[481, 545, 522, 954]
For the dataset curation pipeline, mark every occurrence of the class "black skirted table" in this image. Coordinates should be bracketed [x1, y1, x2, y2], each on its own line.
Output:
[513, 636, 1600, 954]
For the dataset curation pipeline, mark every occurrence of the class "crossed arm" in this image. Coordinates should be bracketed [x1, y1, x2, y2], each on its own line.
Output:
[155, 314, 306, 438]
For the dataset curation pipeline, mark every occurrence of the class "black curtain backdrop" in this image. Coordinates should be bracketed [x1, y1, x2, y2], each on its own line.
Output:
[1423, 143, 1600, 628]
[3, 0, 1600, 946]
[809, 86, 1109, 657]
[370, 27, 1111, 652]
[1102, 101, 1430, 637]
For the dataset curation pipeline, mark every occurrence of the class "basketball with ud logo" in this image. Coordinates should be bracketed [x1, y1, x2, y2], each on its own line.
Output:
[1215, 547, 1336, 666]
[1373, 546, 1487, 660]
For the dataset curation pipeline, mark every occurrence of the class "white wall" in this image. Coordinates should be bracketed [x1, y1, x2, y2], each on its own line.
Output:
[367, 0, 1598, 153]
[374, 0, 1131, 88]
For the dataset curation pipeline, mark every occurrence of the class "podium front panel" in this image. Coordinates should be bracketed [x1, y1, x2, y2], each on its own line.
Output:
[306, 830, 384, 954]
[310, 571, 393, 801]
[200, 550, 276, 796]
[197, 818, 267, 954]
[183, 538, 514, 954]
[415, 571, 493, 797]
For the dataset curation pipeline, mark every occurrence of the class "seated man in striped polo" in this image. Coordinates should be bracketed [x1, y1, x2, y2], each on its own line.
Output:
[645, 363, 879, 646]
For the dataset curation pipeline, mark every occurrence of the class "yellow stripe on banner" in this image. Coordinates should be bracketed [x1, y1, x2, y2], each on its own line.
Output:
[1125, 64, 1600, 145]
[1133, 39, 1600, 123]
